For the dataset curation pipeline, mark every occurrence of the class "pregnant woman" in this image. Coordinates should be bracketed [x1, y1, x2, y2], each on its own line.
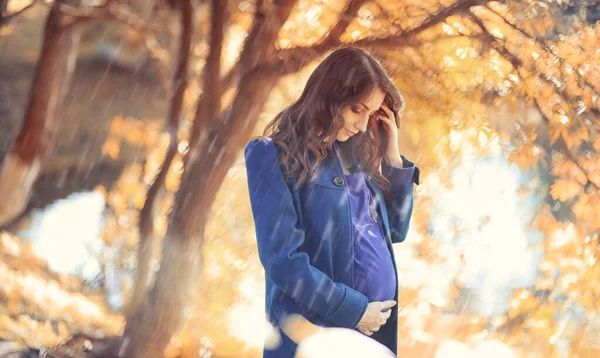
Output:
[244, 46, 420, 357]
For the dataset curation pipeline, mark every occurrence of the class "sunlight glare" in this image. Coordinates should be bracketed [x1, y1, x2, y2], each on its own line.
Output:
[226, 276, 270, 349]
[18, 191, 106, 281]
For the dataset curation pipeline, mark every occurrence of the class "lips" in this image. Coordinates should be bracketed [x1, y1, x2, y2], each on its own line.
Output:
[345, 128, 356, 136]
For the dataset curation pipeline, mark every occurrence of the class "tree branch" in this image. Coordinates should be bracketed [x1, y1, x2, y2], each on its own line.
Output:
[469, 12, 599, 123]
[270, 0, 499, 77]
[326, 0, 368, 44]
[0, 0, 81, 225]
[468, 14, 600, 192]
[533, 98, 600, 192]
[127, 0, 193, 319]
[181, 0, 298, 215]
[117, 1, 299, 355]
[187, 0, 298, 154]
[40, 0, 102, 18]
[219, 0, 267, 91]
[189, 0, 228, 149]
[234, 0, 271, 80]
[218, 0, 363, 102]
[484, 6, 600, 115]
[0, 0, 37, 27]
[213, 0, 498, 126]
[374, 1, 407, 33]
[42, 0, 171, 97]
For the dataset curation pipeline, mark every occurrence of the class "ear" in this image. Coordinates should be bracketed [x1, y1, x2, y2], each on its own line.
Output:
[280, 314, 325, 345]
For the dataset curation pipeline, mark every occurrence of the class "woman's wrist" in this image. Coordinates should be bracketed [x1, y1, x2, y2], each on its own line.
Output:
[383, 156, 404, 168]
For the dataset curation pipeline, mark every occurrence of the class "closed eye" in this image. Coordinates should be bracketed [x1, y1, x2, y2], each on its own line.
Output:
[352, 104, 377, 117]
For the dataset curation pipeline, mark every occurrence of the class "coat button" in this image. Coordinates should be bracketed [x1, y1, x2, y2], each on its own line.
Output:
[333, 176, 344, 186]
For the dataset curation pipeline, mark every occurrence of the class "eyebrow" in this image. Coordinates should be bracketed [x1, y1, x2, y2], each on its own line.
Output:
[359, 102, 377, 114]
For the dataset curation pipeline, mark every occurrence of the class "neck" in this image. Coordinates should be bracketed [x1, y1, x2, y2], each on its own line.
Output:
[335, 141, 356, 175]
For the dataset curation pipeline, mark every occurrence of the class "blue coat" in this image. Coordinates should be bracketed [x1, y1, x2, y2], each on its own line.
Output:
[244, 137, 420, 357]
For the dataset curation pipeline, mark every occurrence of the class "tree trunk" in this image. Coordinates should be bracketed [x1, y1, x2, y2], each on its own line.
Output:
[0, 0, 8, 22]
[118, 1, 296, 355]
[0, 1, 80, 226]
[127, 0, 193, 319]
[123, 71, 293, 358]
[118, 226, 205, 357]
[117, 68, 281, 357]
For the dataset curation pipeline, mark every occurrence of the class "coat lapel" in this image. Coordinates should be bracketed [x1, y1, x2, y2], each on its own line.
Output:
[365, 180, 392, 245]
[329, 142, 393, 245]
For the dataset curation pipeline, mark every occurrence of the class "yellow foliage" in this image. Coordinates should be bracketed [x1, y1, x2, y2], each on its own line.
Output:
[594, 137, 600, 152]
[102, 137, 121, 160]
[508, 289, 539, 319]
[164, 331, 200, 358]
[0, 232, 124, 350]
[110, 115, 124, 136]
[508, 142, 545, 169]
[5, 1, 600, 356]
[550, 179, 583, 202]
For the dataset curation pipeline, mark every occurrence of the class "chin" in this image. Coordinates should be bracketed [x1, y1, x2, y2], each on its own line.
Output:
[336, 133, 350, 142]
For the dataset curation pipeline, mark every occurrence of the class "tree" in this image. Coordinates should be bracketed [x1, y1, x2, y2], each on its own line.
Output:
[2, 0, 599, 356]
[0, 0, 81, 226]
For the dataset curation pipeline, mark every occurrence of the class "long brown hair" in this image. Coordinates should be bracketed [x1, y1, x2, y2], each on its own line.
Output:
[261, 46, 405, 192]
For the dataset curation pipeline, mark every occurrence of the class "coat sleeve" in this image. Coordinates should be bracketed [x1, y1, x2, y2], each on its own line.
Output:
[381, 155, 420, 244]
[244, 138, 369, 329]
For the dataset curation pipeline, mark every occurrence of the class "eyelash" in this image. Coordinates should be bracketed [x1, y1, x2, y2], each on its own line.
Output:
[351, 106, 376, 117]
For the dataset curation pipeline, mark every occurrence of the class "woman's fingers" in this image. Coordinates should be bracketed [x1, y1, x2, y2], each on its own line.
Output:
[380, 104, 395, 121]
[378, 300, 397, 311]
[377, 114, 391, 123]
[376, 315, 388, 326]
[361, 328, 373, 336]
[358, 300, 398, 336]
[377, 105, 398, 131]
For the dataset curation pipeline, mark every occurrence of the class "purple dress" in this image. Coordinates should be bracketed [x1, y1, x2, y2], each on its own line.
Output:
[344, 171, 396, 302]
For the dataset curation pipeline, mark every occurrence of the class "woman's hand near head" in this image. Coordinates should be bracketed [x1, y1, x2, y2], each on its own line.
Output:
[376, 104, 404, 167]
[356, 300, 396, 336]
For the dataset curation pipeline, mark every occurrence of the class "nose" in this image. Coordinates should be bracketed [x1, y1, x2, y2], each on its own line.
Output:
[354, 116, 369, 133]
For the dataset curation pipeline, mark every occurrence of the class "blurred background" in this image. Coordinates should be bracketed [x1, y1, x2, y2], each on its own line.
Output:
[0, 0, 599, 357]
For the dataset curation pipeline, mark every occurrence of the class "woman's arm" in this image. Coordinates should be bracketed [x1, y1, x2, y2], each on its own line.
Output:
[381, 155, 420, 244]
[245, 138, 369, 329]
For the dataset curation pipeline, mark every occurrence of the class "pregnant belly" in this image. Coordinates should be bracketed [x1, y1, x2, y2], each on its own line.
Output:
[353, 236, 397, 302]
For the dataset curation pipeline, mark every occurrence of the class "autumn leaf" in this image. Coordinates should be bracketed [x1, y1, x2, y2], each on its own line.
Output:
[594, 137, 600, 152]
[589, 171, 600, 187]
[550, 179, 583, 202]
[508, 289, 539, 318]
[102, 137, 121, 159]
[5, 0, 600, 356]
[110, 115, 124, 136]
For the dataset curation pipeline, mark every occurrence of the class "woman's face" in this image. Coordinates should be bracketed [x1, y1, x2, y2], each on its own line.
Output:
[336, 88, 386, 142]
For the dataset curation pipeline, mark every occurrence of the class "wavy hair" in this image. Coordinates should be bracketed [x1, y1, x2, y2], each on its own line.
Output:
[260, 46, 404, 192]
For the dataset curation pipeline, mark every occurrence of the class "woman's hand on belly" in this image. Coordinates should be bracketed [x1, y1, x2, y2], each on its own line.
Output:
[355, 300, 396, 336]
